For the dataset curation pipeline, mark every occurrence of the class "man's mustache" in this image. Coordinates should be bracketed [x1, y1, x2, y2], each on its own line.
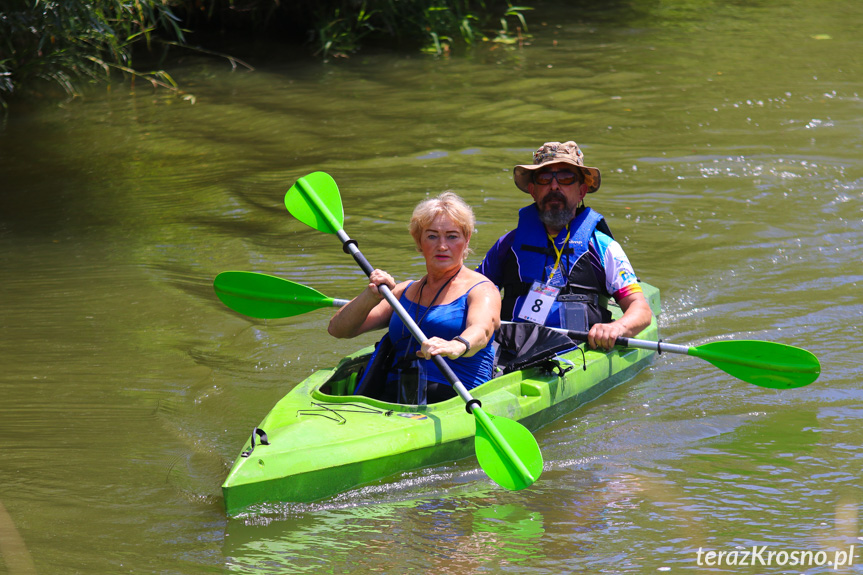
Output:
[541, 192, 568, 208]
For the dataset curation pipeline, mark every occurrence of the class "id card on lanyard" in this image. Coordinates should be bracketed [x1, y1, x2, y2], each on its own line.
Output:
[516, 226, 569, 325]
[517, 281, 560, 324]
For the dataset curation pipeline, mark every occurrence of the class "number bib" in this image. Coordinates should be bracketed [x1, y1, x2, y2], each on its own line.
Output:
[516, 281, 560, 325]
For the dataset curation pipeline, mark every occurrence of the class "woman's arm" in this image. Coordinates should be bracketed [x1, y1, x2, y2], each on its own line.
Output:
[416, 280, 501, 360]
[328, 270, 403, 339]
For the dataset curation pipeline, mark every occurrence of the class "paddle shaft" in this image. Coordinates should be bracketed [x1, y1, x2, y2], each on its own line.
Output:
[214, 270, 816, 387]
[239, 285, 800, 373]
[549, 327, 816, 376]
[337, 230, 473, 403]
[555, 327, 690, 355]
[307, 291, 675, 354]
[289, 181, 480, 405]
[336, 229, 535, 483]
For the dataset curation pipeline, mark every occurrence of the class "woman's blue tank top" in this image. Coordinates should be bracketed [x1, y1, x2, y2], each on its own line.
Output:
[387, 281, 495, 390]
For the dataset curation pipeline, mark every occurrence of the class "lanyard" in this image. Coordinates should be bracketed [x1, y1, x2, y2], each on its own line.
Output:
[547, 225, 570, 281]
[413, 266, 462, 328]
[400, 266, 463, 357]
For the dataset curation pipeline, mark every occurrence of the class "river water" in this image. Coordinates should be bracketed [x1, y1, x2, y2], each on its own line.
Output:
[1, 1, 861, 573]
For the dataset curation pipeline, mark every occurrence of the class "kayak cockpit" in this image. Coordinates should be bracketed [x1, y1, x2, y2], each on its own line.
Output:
[314, 346, 373, 398]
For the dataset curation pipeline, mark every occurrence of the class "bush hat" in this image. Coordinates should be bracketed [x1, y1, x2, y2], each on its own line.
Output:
[513, 141, 602, 194]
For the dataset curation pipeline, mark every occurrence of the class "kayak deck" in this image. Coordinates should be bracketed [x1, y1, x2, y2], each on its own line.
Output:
[222, 283, 660, 515]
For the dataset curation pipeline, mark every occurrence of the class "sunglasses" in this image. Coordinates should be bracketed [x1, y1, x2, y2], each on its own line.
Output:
[533, 170, 578, 186]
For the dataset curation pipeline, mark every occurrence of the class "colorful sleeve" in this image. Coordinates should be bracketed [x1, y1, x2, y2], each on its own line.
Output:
[591, 231, 642, 301]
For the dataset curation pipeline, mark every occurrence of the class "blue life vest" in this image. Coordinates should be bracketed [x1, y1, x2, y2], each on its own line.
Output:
[499, 204, 612, 328]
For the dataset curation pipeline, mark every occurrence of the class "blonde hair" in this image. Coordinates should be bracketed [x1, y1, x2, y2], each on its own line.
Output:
[409, 191, 475, 258]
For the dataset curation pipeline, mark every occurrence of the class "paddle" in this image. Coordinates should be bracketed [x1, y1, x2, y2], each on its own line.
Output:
[212, 272, 820, 390]
[214, 271, 350, 319]
[558, 329, 820, 390]
[283, 171, 542, 491]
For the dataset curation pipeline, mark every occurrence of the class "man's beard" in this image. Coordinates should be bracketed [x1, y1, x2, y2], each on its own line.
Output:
[537, 193, 574, 229]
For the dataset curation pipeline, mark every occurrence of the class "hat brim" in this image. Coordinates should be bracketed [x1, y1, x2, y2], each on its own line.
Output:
[513, 161, 601, 194]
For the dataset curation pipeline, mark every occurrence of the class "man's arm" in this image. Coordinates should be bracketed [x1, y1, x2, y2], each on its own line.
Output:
[474, 230, 515, 286]
[589, 232, 653, 349]
[588, 291, 653, 350]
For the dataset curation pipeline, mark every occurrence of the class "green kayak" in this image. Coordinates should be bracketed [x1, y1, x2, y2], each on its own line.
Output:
[221, 282, 661, 516]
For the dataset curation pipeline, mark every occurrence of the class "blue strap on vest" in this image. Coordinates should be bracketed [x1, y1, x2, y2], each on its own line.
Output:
[511, 203, 604, 283]
[508, 204, 604, 328]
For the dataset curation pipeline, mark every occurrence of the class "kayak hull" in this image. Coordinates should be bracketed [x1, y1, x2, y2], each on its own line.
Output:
[222, 283, 660, 515]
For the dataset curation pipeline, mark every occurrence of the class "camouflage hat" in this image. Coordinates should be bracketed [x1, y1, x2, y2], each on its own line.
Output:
[513, 141, 602, 194]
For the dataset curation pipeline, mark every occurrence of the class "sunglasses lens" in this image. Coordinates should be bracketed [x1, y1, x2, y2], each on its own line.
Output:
[556, 171, 577, 185]
[534, 171, 577, 185]
[535, 172, 553, 185]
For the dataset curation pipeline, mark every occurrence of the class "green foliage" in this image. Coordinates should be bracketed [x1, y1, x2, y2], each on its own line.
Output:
[0, 0, 532, 110]
[312, 1, 532, 58]
[0, 0, 186, 109]
[312, 1, 377, 57]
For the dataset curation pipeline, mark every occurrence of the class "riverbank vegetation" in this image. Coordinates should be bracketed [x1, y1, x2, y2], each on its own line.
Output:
[0, 0, 531, 112]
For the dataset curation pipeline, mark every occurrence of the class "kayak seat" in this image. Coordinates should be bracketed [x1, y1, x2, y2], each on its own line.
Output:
[353, 335, 395, 400]
[350, 336, 460, 405]
[351, 324, 579, 400]
[493, 323, 580, 376]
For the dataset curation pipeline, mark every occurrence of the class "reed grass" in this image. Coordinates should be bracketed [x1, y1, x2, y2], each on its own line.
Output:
[0, 0, 188, 109]
[0, 0, 531, 111]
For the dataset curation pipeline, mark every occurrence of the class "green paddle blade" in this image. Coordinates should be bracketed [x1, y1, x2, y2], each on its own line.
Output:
[474, 410, 543, 491]
[690, 340, 821, 389]
[214, 271, 335, 319]
[284, 172, 344, 234]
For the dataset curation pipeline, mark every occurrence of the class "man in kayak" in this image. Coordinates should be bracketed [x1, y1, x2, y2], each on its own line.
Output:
[329, 192, 501, 404]
[476, 140, 653, 351]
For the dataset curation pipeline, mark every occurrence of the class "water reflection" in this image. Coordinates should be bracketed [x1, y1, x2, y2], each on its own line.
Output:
[0, 501, 37, 575]
[222, 490, 547, 573]
[1, 0, 862, 573]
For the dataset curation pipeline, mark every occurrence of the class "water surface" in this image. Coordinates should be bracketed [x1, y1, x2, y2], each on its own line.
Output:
[1, 0, 861, 573]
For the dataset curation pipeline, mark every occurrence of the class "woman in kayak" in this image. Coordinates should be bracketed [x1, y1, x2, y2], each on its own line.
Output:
[328, 192, 501, 404]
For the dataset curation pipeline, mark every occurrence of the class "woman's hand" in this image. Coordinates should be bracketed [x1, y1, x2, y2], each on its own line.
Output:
[328, 269, 400, 339]
[416, 337, 467, 360]
[367, 269, 396, 300]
